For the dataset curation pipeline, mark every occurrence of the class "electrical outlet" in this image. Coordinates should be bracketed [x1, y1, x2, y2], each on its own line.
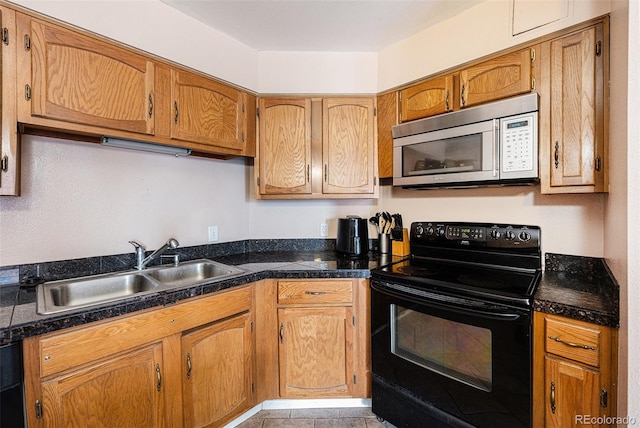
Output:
[320, 223, 328, 237]
[208, 225, 219, 242]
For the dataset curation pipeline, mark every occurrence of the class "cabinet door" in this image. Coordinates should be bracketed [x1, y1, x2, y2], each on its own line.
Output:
[460, 49, 533, 108]
[182, 312, 253, 428]
[322, 98, 376, 194]
[24, 18, 155, 134]
[542, 24, 606, 192]
[171, 69, 245, 151]
[376, 91, 398, 179]
[41, 343, 167, 428]
[400, 75, 454, 122]
[258, 98, 312, 195]
[278, 306, 353, 398]
[1, 6, 19, 195]
[544, 356, 603, 428]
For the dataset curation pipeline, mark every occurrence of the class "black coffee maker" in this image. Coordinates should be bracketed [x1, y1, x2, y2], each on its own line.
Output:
[336, 216, 369, 257]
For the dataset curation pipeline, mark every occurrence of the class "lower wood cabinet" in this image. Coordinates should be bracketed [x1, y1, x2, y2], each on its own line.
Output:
[23, 285, 254, 428]
[533, 311, 617, 428]
[182, 312, 253, 428]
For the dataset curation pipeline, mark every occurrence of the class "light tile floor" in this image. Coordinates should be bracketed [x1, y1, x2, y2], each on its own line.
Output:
[235, 407, 397, 428]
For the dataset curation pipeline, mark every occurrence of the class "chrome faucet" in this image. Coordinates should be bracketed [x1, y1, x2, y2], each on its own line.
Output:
[129, 238, 179, 270]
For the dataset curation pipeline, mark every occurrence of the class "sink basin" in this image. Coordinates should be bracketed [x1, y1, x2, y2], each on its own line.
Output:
[146, 259, 244, 287]
[38, 272, 159, 315]
[36, 259, 245, 315]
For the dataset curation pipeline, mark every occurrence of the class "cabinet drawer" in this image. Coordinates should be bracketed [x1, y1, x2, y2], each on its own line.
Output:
[544, 317, 601, 367]
[277, 280, 352, 305]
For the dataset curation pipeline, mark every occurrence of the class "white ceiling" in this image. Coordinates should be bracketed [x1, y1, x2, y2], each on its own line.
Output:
[160, 0, 483, 52]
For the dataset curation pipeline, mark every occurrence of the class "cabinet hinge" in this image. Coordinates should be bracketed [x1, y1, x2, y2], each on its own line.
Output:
[1, 155, 8, 173]
[25, 84, 31, 101]
[531, 48, 536, 63]
[24, 34, 30, 51]
[398, 92, 402, 102]
[35, 400, 43, 419]
[242, 132, 245, 143]
[353, 374, 357, 384]
[531, 77, 536, 92]
[251, 383, 255, 395]
[242, 103, 245, 113]
[352, 315, 356, 326]
[251, 321, 254, 333]
[2, 28, 8, 46]
[596, 40, 602, 57]
[600, 389, 608, 408]
[374, 107, 377, 116]
[595, 156, 602, 172]
[256, 107, 260, 118]
[257, 176, 260, 187]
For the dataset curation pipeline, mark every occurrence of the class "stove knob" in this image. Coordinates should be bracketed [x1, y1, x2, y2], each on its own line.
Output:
[435, 227, 445, 237]
[519, 231, 532, 242]
[425, 226, 434, 235]
[490, 229, 501, 240]
[415, 225, 424, 235]
[505, 231, 516, 241]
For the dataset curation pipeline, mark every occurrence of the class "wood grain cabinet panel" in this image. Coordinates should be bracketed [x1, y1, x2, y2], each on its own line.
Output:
[400, 75, 454, 122]
[171, 69, 246, 152]
[322, 97, 376, 195]
[0, 5, 19, 196]
[258, 98, 312, 195]
[376, 91, 398, 179]
[41, 343, 167, 428]
[23, 18, 155, 135]
[460, 49, 533, 108]
[278, 306, 353, 398]
[539, 22, 608, 193]
[533, 312, 617, 428]
[182, 312, 253, 428]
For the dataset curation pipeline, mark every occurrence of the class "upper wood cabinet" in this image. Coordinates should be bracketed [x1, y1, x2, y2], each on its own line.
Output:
[460, 48, 534, 108]
[400, 74, 454, 122]
[322, 98, 376, 195]
[539, 21, 608, 193]
[256, 97, 378, 199]
[0, 5, 19, 196]
[170, 69, 247, 152]
[182, 312, 253, 428]
[18, 16, 155, 135]
[258, 98, 312, 195]
[376, 91, 398, 179]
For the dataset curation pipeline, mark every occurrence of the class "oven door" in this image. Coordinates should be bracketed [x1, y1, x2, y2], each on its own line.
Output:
[393, 119, 498, 188]
[371, 279, 532, 428]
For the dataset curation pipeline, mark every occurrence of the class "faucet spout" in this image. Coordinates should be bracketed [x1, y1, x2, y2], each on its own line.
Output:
[130, 238, 179, 270]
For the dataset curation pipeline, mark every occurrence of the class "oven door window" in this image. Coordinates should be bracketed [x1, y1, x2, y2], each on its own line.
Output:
[391, 304, 492, 392]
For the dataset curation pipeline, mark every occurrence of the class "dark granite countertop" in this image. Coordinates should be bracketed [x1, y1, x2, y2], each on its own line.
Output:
[0, 241, 620, 345]
[533, 253, 620, 328]
[1, 246, 393, 345]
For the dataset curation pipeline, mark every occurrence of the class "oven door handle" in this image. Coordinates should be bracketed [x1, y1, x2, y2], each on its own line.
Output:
[372, 281, 527, 321]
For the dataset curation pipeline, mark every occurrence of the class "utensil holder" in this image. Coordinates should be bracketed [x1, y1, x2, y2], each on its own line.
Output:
[392, 228, 410, 257]
[379, 233, 392, 254]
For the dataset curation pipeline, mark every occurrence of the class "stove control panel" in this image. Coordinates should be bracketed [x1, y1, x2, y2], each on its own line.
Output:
[412, 222, 540, 249]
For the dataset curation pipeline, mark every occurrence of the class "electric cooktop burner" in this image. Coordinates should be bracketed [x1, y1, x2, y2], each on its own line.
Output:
[395, 265, 440, 277]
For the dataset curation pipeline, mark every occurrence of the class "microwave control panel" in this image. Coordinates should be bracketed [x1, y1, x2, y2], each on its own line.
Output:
[501, 113, 537, 173]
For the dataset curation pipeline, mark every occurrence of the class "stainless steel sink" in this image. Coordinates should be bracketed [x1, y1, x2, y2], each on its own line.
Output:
[146, 259, 244, 287]
[36, 259, 244, 315]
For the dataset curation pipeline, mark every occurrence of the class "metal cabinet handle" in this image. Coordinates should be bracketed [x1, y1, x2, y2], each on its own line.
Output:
[548, 335, 597, 350]
[324, 164, 328, 182]
[461, 84, 466, 107]
[305, 291, 327, 295]
[307, 164, 310, 182]
[186, 353, 192, 379]
[279, 324, 284, 343]
[445, 90, 450, 111]
[155, 363, 162, 391]
[550, 381, 556, 414]
[148, 93, 154, 118]
[174, 101, 179, 124]
[554, 142, 559, 169]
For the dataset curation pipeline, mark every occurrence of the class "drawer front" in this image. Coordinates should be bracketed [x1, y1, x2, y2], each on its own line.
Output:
[278, 280, 353, 305]
[545, 317, 601, 367]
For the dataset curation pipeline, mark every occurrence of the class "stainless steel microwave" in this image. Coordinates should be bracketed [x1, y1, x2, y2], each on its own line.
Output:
[393, 93, 539, 189]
